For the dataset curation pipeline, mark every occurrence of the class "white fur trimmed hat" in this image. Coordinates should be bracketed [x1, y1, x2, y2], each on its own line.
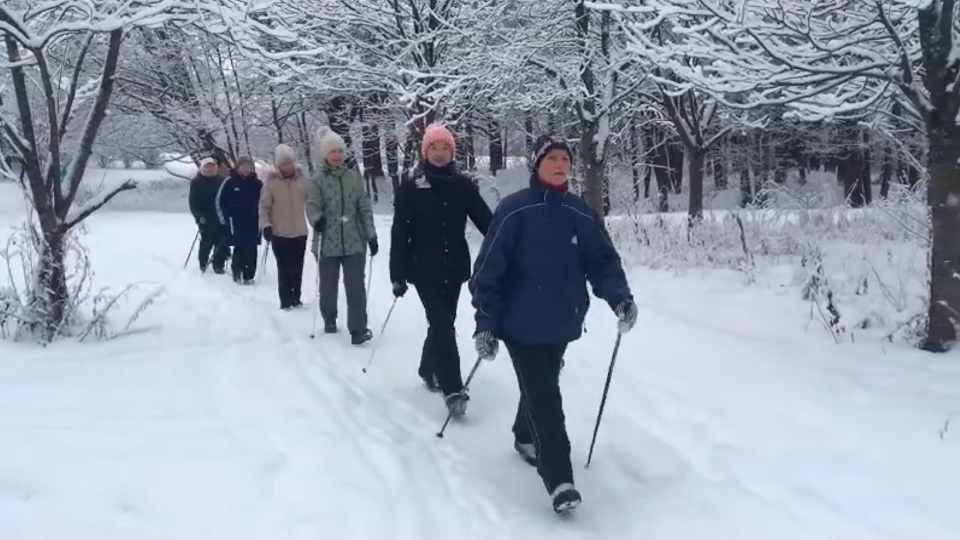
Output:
[315, 126, 346, 162]
[274, 144, 296, 165]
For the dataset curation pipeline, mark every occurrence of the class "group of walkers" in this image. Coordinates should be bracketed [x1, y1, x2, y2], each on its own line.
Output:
[187, 130, 378, 345]
[188, 123, 639, 514]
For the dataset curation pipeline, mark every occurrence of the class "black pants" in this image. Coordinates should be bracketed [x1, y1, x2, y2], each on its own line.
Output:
[506, 341, 572, 494]
[415, 282, 463, 396]
[270, 235, 306, 308]
[231, 244, 259, 282]
[199, 228, 228, 272]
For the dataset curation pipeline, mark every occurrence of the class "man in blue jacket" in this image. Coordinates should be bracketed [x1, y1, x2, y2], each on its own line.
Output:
[216, 155, 263, 284]
[469, 135, 639, 514]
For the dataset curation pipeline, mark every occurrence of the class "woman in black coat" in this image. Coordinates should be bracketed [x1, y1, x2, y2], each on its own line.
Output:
[389, 123, 492, 418]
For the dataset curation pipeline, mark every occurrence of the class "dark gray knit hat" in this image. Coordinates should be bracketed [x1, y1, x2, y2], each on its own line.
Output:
[236, 155, 255, 168]
[530, 134, 573, 171]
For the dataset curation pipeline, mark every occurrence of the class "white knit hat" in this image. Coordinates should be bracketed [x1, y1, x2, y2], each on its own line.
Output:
[274, 144, 296, 165]
[315, 126, 346, 162]
[199, 157, 217, 167]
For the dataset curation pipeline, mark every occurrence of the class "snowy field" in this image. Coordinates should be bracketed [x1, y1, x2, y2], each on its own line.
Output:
[1, 182, 960, 539]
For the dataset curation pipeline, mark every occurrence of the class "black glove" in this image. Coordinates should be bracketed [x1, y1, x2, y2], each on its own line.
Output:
[392, 281, 407, 298]
[262, 226, 273, 243]
[314, 218, 326, 232]
[369, 237, 379, 257]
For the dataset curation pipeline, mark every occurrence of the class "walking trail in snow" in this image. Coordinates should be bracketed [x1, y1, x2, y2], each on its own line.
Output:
[1, 208, 959, 539]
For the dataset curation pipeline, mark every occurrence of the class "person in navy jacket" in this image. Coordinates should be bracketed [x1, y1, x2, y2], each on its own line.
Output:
[216, 155, 264, 284]
[469, 135, 638, 514]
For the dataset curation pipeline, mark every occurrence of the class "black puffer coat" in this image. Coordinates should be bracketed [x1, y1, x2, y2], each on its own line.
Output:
[389, 163, 493, 285]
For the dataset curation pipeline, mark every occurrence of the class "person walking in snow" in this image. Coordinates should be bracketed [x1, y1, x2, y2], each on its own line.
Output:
[259, 144, 309, 310]
[216, 155, 263, 285]
[306, 127, 377, 345]
[469, 135, 638, 514]
[189, 157, 229, 274]
[390, 123, 493, 416]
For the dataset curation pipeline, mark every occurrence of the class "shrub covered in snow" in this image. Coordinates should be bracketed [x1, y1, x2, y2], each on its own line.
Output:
[607, 190, 929, 346]
[0, 223, 164, 343]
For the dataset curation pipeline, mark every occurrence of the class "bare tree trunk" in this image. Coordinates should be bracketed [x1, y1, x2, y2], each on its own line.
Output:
[2, 26, 134, 339]
[524, 116, 535, 155]
[711, 144, 727, 190]
[687, 149, 705, 222]
[859, 130, 874, 205]
[295, 109, 312, 173]
[488, 119, 504, 174]
[385, 125, 401, 192]
[667, 140, 683, 194]
[271, 92, 284, 144]
[652, 132, 671, 212]
[578, 123, 605, 215]
[630, 121, 641, 202]
[456, 121, 476, 171]
[919, 1, 960, 351]
[362, 122, 382, 203]
[879, 139, 893, 199]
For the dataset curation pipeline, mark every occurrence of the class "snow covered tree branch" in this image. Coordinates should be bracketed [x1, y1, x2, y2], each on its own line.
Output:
[611, 0, 959, 351]
[0, 0, 299, 341]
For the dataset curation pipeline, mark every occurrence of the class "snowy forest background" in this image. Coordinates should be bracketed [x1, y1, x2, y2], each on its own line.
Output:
[0, 0, 958, 352]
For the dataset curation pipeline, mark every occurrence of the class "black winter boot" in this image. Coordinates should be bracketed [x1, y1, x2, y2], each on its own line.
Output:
[422, 374, 441, 393]
[551, 483, 581, 513]
[444, 391, 469, 417]
[351, 328, 373, 345]
[514, 440, 538, 467]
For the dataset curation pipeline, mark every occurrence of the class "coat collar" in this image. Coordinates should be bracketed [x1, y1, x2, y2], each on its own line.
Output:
[528, 173, 568, 202]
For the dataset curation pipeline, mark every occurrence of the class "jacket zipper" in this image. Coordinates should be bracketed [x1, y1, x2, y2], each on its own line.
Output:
[338, 171, 346, 254]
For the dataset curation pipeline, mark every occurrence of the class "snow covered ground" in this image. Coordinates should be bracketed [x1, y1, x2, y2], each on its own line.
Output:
[1, 184, 960, 539]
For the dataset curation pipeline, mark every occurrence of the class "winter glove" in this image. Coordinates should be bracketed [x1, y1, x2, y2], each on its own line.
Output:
[314, 218, 326, 232]
[196, 216, 206, 228]
[369, 237, 379, 257]
[262, 226, 273, 243]
[614, 298, 638, 334]
[392, 281, 408, 298]
[474, 331, 499, 361]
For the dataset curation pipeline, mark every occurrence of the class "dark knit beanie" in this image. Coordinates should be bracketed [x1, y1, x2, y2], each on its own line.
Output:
[530, 134, 574, 171]
[236, 155, 255, 169]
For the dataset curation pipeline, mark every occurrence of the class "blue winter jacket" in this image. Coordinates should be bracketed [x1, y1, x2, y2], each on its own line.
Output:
[216, 171, 263, 247]
[469, 177, 633, 345]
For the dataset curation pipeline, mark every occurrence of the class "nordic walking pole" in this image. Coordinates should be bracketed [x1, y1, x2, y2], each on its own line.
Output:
[436, 356, 483, 439]
[361, 297, 398, 373]
[366, 253, 374, 294]
[254, 241, 270, 292]
[585, 331, 623, 469]
[309, 249, 323, 339]
[182, 230, 200, 269]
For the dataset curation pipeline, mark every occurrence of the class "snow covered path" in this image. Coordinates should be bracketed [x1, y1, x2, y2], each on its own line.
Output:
[2, 209, 960, 539]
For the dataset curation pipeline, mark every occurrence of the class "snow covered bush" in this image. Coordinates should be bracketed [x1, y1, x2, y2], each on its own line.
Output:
[608, 190, 928, 344]
[0, 223, 164, 344]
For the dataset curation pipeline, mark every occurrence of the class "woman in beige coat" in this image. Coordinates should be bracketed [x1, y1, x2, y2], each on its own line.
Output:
[259, 144, 309, 309]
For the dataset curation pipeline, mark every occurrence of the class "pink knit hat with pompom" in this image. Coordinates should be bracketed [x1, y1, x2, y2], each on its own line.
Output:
[421, 123, 456, 158]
